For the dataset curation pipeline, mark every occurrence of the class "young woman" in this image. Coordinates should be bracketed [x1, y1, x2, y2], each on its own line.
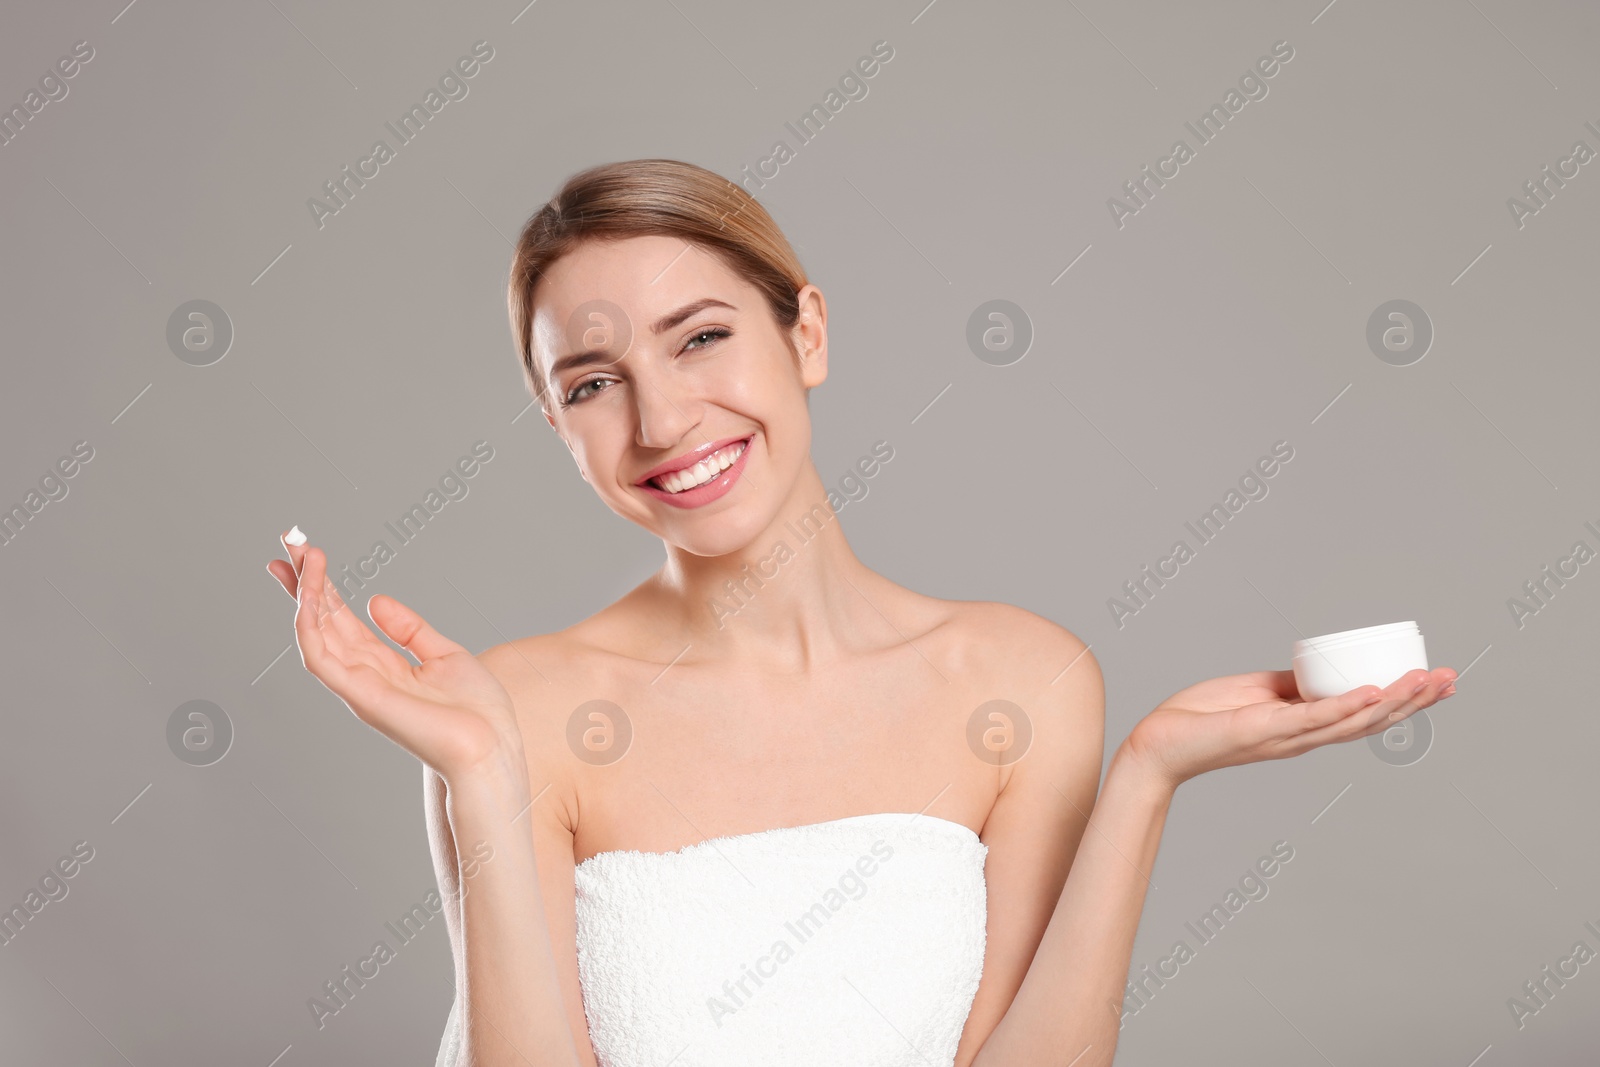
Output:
[265, 159, 1456, 1067]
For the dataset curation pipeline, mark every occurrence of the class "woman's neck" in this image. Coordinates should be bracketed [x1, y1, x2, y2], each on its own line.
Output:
[640, 463, 889, 672]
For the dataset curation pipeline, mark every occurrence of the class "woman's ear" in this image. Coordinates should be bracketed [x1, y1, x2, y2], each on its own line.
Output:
[791, 284, 828, 389]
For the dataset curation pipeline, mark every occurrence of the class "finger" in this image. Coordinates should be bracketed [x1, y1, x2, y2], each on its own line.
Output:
[1293, 671, 1442, 750]
[1287, 665, 1436, 733]
[1282, 698, 1403, 754]
[368, 593, 470, 664]
[301, 547, 385, 657]
[293, 547, 353, 654]
[1353, 668, 1457, 739]
[1373, 668, 1454, 715]
[291, 546, 377, 676]
[1286, 682, 1386, 736]
[282, 526, 309, 579]
[266, 558, 296, 598]
[291, 574, 390, 717]
[293, 546, 336, 672]
[1263, 662, 1457, 706]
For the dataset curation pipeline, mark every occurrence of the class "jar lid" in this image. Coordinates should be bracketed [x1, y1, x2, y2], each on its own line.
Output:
[1293, 621, 1419, 656]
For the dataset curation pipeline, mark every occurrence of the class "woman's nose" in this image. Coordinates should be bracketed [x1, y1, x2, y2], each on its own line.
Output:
[633, 374, 696, 451]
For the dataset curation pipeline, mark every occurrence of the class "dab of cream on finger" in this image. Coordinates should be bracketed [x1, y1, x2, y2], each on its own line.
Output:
[285, 525, 307, 546]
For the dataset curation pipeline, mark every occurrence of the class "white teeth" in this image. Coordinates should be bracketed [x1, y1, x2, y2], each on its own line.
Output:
[656, 440, 747, 494]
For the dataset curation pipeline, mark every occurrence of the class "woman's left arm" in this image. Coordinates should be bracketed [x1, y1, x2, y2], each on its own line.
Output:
[964, 732, 1173, 1067]
[962, 627, 1455, 1067]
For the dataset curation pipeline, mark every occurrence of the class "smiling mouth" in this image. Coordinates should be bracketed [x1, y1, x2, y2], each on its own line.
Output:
[648, 438, 750, 494]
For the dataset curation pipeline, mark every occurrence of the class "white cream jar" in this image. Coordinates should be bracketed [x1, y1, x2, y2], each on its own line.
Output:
[1292, 621, 1428, 700]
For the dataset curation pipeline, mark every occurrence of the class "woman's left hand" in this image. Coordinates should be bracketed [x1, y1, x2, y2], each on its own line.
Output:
[1124, 666, 1458, 789]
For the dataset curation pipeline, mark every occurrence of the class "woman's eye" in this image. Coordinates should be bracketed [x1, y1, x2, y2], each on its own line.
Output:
[683, 327, 731, 352]
[563, 331, 727, 405]
[565, 378, 612, 405]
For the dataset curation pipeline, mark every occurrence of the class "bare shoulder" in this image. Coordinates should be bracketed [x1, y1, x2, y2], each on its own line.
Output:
[948, 602, 1105, 803]
[959, 600, 1089, 654]
[929, 598, 1102, 699]
[474, 613, 639, 703]
[475, 628, 587, 695]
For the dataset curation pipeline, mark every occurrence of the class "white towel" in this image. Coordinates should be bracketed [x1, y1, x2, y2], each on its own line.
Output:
[435, 812, 988, 1066]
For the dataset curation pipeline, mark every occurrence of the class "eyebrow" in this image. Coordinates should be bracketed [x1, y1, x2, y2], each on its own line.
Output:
[547, 298, 738, 379]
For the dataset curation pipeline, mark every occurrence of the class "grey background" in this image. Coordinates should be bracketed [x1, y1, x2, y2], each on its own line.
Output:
[2, 0, 1596, 1063]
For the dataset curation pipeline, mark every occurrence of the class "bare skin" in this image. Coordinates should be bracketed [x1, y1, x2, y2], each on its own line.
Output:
[266, 234, 1457, 1066]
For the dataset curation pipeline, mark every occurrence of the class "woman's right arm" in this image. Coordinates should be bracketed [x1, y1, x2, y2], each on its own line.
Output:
[266, 533, 587, 1066]
[431, 752, 588, 1066]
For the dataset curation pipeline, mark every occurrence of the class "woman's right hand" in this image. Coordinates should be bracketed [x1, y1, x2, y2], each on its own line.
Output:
[266, 528, 526, 787]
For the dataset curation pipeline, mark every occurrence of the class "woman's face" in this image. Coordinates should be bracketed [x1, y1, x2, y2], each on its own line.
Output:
[534, 234, 827, 558]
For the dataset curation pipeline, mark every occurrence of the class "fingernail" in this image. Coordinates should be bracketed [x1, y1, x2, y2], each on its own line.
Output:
[285, 525, 307, 546]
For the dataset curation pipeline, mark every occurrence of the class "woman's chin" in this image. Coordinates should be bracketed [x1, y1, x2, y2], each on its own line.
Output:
[653, 512, 778, 560]
[616, 482, 789, 559]
[669, 530, 766, 560]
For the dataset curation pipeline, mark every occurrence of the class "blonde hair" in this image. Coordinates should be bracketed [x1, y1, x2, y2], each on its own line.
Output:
[507, 159, 810, 408]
